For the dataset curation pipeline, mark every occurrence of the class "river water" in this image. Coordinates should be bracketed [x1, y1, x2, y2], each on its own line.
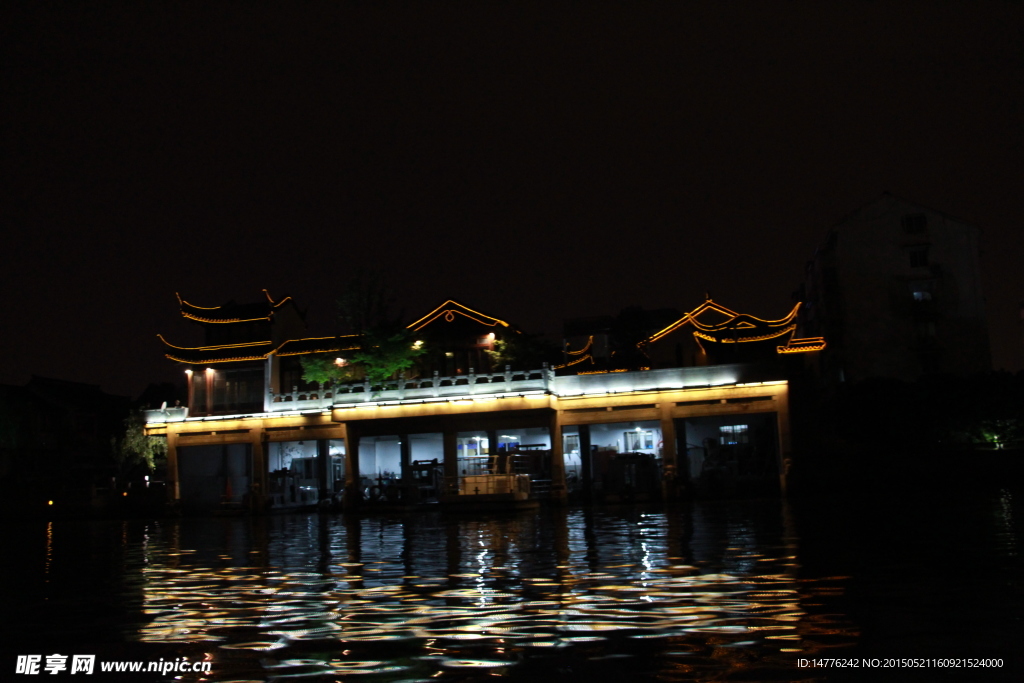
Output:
[3, 483, 1020, 682]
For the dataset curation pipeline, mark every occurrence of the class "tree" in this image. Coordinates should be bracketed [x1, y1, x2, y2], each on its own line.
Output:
[485, 332, 560, 370]
[301, 271, 425, 388]
[351, 326, 426, 387]
[300, 354, 354, 385]
[111, 409, 167, 472]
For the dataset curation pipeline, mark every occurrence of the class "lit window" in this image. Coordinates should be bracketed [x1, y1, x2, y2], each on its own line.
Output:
[624, 430, 655, 451]
[720, 424, 749, 445]
[912, 290, 932, 302]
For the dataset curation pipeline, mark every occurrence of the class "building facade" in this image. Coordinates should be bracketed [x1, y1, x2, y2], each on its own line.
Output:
[146, 293, 825, 512]
[801, 194, 991, 383]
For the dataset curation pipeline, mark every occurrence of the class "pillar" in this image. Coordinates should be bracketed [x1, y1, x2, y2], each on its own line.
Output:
[317, 438, 330, 503]
[486, 429, 499, 472]
[660, 402, 682, 502]
[205, 368, 214, 415]
[250, 429, 267, 512]
[443, 424, 458, 495]
[343, 423, 361, 511]
[399, 434, 411, 484]
[549, 411, 566, 504]
[578, 424, 593, 502]
[775, 387, 792, 495]
[166, 430, 180, 503]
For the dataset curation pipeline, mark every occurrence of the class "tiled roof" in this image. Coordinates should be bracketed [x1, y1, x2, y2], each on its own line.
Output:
[158, 335, 362, 364]
[158, 336, 278, 364]
[644, 300, 802, 345]
[276, 336, 362, 356]
[176, 290, 294, 323]
[407, 300, 513, 332]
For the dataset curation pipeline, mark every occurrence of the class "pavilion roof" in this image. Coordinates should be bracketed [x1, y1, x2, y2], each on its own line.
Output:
[176, 289, 295, 324]
[407, 299, 513, 332]
[644, 299, 802, 346]
[158, 334, 362, 364]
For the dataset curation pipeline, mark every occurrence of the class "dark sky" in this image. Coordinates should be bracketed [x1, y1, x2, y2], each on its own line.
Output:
[3, 2, 1023, 398]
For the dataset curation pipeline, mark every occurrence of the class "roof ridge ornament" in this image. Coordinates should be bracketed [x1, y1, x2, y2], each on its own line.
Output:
[407, 299, 513, 332]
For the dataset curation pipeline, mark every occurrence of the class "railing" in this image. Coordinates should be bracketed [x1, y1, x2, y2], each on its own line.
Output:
[145, 363, 770, 423]
[142, 406, 189, 423]
[269, 364, 556, 412]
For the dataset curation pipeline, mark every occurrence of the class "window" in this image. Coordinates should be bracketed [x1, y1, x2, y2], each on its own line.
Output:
[720, 424, 749, 445]
[564, 434, 580, 455]
[909, 279, 936, 302]
[902, 214, 927, 234]
[909, 248, 929, 268]
[624, 429, 655, 451]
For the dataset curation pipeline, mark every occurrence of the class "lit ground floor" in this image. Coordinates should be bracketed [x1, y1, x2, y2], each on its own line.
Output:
[148, 375, 791, 514]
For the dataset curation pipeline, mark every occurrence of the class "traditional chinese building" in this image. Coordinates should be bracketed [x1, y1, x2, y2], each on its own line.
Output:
[146, 292, 824, 513]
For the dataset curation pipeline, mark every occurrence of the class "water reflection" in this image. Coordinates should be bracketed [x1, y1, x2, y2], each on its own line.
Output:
[109, 502, 856, 680]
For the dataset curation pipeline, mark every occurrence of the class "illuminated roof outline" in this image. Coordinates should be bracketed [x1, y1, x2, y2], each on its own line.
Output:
[552, 336, 595, 370]
[275, 335, 362, 357]
[777, 337, 827, 354]
[158, 334, 362, 364]
[640, 298, 825, 355]
[645, 299, 802, 344]
[407, 299, 514, 332]
[552, 354, 594, 370]
[177, 289, 296, 324]
[565, 335, 593, 356]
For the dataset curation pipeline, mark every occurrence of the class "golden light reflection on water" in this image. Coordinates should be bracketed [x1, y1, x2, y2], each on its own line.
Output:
[119, 504, 861, 680]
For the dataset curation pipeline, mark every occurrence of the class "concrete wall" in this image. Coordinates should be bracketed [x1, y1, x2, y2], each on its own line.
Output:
[809, 195, 990, 381]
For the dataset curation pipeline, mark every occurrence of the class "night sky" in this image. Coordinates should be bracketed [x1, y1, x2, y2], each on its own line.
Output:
[4, 2, 1022, 399]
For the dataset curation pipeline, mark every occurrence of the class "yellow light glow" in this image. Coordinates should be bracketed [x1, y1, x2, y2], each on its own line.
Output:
[181, 312, 272, 324]
[165, 352, 269, 364]
[553, 354, 593, 369]
[275, 336, 361, 357]
[777, 337, 827, 354]
[645, 300, 802, 344]
[205, 367, 214, 374]
[566, 336, 593, 356]
[157, 335, 274, 351]
[175, 290, 294, 324]
[335, 358, 348, 366]
[693, 324, 796, 344]
[407, 300, 512, 331]
[123, 492, 128, 497]
[48, 500, 53, 506]
[184, 369, 193, 375]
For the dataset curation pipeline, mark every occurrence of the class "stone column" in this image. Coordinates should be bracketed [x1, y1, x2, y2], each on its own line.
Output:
[549, 410, 566, 504]
[166, 430, 180, 503]
[775, 387, 792, 495]
[264, 356, 274, 412]
[250, 429, 268, 512]
[443, 424, 458, 496]
[317, 438, 330, 504]
[659, 402, 681, 502]
[399, 434, 411, 484]
[343, 423, 361, 511]
[486, 429, 499, 472]
[578, 424, 593, 502]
